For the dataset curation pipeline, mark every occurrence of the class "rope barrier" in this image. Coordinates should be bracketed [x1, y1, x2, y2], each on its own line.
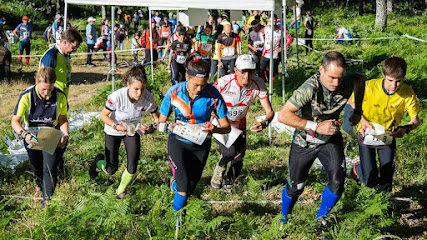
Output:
[299, 35, 407, 41]
[404, 34, 427, 43]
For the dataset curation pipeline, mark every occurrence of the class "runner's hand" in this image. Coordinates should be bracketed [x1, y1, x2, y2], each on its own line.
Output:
[390, 127, 406, 138]
[202, 122, 215, 135]
[315, 120, 339, 135]
[25, 134, 38, 145]
[116, 123, 127, 132]
[360, 117, 373, 135]
[218, 61, 223, 68]
[166, 66, 170, 71]
[58, 134, 69, 147]
[250, 121, 266, 133]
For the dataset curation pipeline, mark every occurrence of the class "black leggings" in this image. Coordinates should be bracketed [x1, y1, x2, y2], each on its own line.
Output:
[357, 141, 396, 187]
[19, 41, 31, 56]
[171, 60, 186, 83]
[259, 56, 280, 81]
[25, 141, 61, 200]
[104, 133, 141, 175]
[219, 58, 236, 77]
[285, 133, 345, 198]
[87, 43, 95, 65]
[168, 136, 211, 194]
[217, 132, 246, 181]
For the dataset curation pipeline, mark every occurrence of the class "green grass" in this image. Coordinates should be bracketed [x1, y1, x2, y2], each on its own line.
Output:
[1, 7, 427, 240]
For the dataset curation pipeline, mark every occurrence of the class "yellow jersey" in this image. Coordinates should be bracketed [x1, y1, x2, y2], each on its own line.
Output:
[358, 78, 420, 131]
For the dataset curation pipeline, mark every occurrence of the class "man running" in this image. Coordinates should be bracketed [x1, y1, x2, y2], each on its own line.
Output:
[216, 24, 241, 78]
[211, 54, 274, 189]
[158, 15, 172, 59]
[352, 57, 420, 191]
[13, 16, 32, 65]
[278, 51, 365, 230]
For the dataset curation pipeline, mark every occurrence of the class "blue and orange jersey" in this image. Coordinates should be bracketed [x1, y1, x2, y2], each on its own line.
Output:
[15, 23, 31, 42]
[160, 81, 228, 143]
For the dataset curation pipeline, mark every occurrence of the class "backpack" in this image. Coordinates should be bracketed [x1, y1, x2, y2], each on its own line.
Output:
[43, 25, 52, 42]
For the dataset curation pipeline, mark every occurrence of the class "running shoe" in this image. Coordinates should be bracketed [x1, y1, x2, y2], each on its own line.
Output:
[41, 200, 49, 208]
[89, 154, 105, 180]
[210, 164, 226, 189]
[315, 217, 329, 239]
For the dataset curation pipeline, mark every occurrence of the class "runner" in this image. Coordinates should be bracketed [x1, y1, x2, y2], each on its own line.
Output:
[352, 57, 420, 191]
[101, 19, 111, 61]
[217, 24, 241, 77]
[166, 28, 192, 85]
[158, 15, 172, 59]
[11, 67, 69, 208]
[85, 17, 97, 67]
[158, 52, 230, 226]
[13, 16, 32, 65]
[277, 52, 365, 231]
[131, 32, 141, 66]
[168, 12, 177, 32]
[195, 25, 215, 70]
[123, 11, 131, 38]
[210, 54, 274, 189]
[89, 65, 160, 198]
[143, 20, 160, 68]
[247, 19, 263, 77]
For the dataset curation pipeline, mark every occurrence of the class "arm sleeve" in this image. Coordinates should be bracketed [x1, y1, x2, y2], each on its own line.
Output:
[216, 34, 224, 44]
[57, 93, 68, 116]
[288, 81, 314, 109]
[14, 92, 30, 117]
[15, 24, 21, 31]
[160, 87, 173, 117]
[105, 92, 118, 111]
[405, 89, 421, 117]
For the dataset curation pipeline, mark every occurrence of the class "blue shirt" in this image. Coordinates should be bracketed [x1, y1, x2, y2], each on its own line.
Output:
[15, 23, 31, 42]
[86, 24, 97, 44]
[160, 81, 228, 143]
[168, 18, 177, 32]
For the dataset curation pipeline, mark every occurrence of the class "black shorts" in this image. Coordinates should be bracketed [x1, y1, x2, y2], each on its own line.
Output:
[168, 136, 211, 194]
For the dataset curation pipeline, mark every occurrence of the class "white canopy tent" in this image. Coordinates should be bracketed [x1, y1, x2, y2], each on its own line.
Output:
[64, 0, 294, 144]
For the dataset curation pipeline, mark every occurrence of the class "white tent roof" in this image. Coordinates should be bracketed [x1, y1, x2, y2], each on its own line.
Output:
[65, 0, 283, 10]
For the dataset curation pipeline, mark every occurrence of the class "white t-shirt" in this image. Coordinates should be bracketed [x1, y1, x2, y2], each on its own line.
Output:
[338, 27, 349, 35]
[104, 87, 158, 136]
[214, 73, 268, 130]
[296, 7, 301, 21]
[131, 37, 139, 55]
[259, 26, 281, 59]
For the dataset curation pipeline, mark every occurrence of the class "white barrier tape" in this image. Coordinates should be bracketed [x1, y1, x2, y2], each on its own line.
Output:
[11, 45, 168, 58]
[300, 35, 406, 41]
[404, 34, 427, 43]
[298, 42, 323, 54]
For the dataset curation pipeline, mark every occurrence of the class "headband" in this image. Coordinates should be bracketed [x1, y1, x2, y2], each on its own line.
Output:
[187, 69, 209, 78]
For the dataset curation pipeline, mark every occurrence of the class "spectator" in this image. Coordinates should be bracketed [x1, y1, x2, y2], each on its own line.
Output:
[304, 11, 317, 55]
[86, 17, 97, 67]
[133, 11, 140, 33]
[289, 2, 302, 32]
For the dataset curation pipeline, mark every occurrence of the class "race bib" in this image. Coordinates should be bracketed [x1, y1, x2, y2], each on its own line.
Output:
[253, 41, 262, 47]
[306, 29, 313, 35]
[227, 106, 247, 121]
[176, 55, 186, 64]
[223, 47, 235, 57]
[22, 31, 30, 39]
[363, 134, 393, 146]
[162, 31, 170, 37]
[306, 132, 331, 144]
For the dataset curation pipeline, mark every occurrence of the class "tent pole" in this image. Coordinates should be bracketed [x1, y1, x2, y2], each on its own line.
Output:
[282, 4, 287, 104]
[64, 2, 68, 31]
[149, 9, 154, 84]
[111, 5, 116, 92]
[268, 10, 274, 146]
[294, 6, 299, 67]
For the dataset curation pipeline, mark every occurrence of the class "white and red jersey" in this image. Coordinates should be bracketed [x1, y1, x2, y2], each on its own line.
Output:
[214, 73, 268, 130]
[259, 25, 281, 59]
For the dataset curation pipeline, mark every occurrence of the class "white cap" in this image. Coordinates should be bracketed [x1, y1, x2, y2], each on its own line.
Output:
[88, 17, 96, 22]
[235, 54, 256, 70]
[55, 14, 62, 19]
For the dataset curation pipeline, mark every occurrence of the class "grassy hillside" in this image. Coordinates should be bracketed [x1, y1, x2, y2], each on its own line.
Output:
[0, 7, 426, 239]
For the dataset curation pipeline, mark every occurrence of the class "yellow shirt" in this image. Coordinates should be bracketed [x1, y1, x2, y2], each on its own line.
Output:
[358, 78, 420, 131]
[247, 16, 265, 26]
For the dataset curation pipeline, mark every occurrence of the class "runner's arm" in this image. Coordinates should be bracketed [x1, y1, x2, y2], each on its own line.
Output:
[251, 97, 274, 132]
[58, 114, 69, 147]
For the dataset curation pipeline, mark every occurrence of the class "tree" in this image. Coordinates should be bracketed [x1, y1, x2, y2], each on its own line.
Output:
[387, 0, 393, 13]
[375, 0, 387, 30]
[102, 6, 106, 20]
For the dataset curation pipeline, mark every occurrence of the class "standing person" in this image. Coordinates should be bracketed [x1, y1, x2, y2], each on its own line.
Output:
[259, 15, 282, 82]
[335, 25, 352, 43]
[166, 28, 192, 85]
[143, 20, 160, 68]
[168, 12, 177, 32]
[277, 52, 365, 229]
[210, 24, 223, 80]
[118, 25, 125, 50]
[11, 67, 69, 207]
[352, 57, 420, 190]
[51, 15, 62, 44]
[131, 32, 141, 66]
[89, 65, 159, 198]
[39, 28, 82, 177]
[13, 16, 32, 65]
[289, 2, 301, 32]
[124, 11, 131, 39]
[86, 17, 97, 67]
[304, 11, 317, 55]
[158, 15, 172, 59]
[217, 24, 241, 78]
[101, 19, 110, 61]
[107, 24, 120, 67]
[133, 11, 140, 33]
[158, 53, 230, 226]
[210, 54, 274, 189]
[247, 19, 263, 77]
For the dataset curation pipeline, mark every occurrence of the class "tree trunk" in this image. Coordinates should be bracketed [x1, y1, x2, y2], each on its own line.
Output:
[46, 0, 52, 16]
[358, 0, 364, 15]
[55, 0, 61, 15]
[387, 0, 393, 13]
[102, 6, 106, 20]
[375, 0, 387, 30]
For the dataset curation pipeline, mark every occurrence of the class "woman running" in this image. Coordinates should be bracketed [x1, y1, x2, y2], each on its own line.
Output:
[89, 65, 159, 198]
[166, 27, 192, 85]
